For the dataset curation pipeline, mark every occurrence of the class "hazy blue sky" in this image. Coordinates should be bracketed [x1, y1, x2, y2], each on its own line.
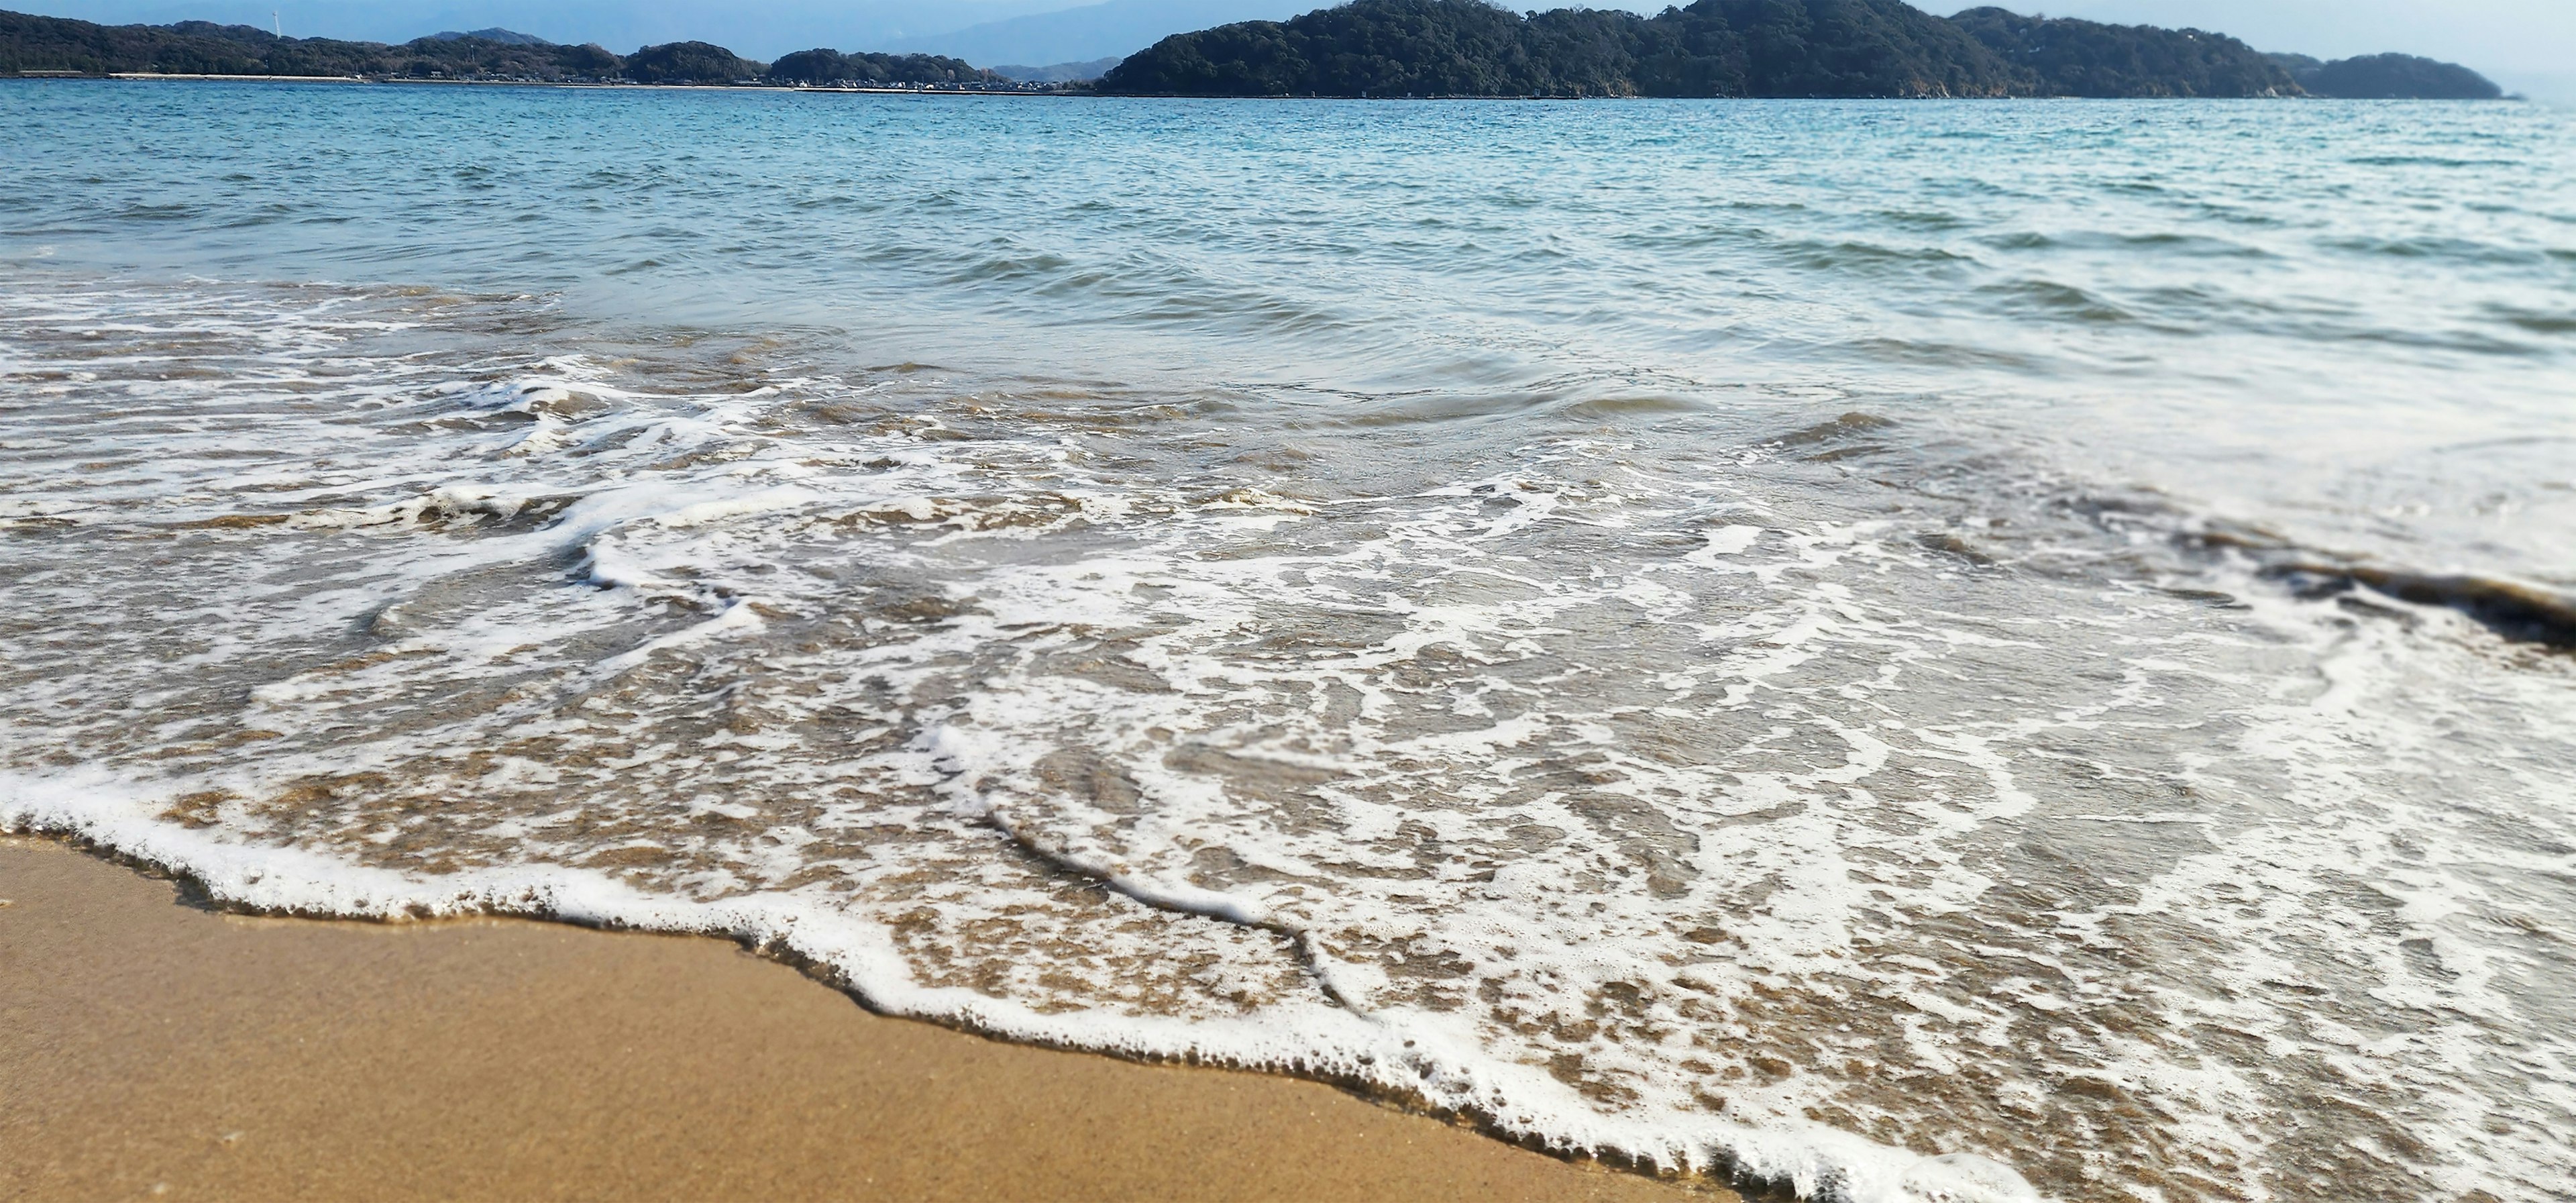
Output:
[23, 0, 2575, 82]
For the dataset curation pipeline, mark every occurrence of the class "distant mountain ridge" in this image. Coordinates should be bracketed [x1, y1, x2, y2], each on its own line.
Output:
[0, 9, 627, 79]
[1950, 7, 2298, 97]
[2269, 52, 2505, 101]
[0, 9, 1014, 86]
[769, 47, 995, 86]
[0, 2, 2505, 101]
[1100, 0, 2505, 99]
[1106, 0, 2027, 98]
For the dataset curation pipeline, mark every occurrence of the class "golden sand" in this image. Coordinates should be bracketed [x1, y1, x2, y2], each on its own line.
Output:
[0, 837, 1727, 1202]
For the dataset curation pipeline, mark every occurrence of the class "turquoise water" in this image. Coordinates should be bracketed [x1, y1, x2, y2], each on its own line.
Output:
[5, 81, 2575, 1201]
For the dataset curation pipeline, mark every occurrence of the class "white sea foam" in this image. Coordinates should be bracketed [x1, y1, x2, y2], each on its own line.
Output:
[4, 272, 2573, 1203]
[4, 760, 2058, 1203]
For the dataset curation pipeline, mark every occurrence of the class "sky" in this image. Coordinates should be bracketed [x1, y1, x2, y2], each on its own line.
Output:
[21, 0, 2576, 86]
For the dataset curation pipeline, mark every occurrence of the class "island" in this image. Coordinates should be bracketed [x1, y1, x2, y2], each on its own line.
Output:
[1097, 0, 2507, 99]
[0, 1, 2508, 100]
[0, 10, 1016, 89]
[2268, 51, 2505, 101]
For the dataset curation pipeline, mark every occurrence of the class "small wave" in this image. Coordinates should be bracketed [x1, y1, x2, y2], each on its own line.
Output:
[115, 203, 201, 221]
[1776, 410, 1895, 446]
[1869, 208, 1967, 230]
[2343, 154, 2509, 168]
[2279, 564, 2576, 649]
[2186, 527, 2576, 649]
[2487, 304, 2576, 335]
[2320, 235, 2548, 265]
[1780, 239, 1976, 274]
[1981, 229, 2271, 259]
[949, 250, 1077, 282]
[1975, 278, 2134, 323]
[1557, 393, 1707, 418]
[1836, 337, 2043, 370]
[1976, 231, 2055, 251]
[2109, 231, 2241, 252]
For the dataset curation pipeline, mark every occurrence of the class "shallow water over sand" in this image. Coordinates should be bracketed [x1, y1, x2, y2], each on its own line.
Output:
[4, 83, 2575, 1202]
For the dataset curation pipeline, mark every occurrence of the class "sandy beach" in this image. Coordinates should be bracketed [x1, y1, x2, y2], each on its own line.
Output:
[0, 835, 1725, 1202]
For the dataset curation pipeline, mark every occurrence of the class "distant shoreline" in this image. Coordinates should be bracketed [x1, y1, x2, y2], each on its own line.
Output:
[45, 73, 1077, 95]
[7, 74, 2516, 102]
[0, 2, 2510, 101]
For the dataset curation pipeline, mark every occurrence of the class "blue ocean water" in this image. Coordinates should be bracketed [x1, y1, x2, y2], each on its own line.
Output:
[4, 81, 2575, 1201]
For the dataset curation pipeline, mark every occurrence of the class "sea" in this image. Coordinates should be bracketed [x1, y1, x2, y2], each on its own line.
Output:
[3, 81, 2573, 1203]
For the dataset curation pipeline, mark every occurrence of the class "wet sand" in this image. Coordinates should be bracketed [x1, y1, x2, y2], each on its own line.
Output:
[0, 836, 1725, 1202]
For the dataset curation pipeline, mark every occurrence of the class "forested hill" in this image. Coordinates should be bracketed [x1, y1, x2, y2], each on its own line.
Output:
[1949, 7, 2296, 98]
[2268, 52, 2504, 100]
[1, 2, 2505, 99]
[1102, 0, 2029, 98]
[0, 9, 998, 86]
[1099, 0, 2494, 99]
